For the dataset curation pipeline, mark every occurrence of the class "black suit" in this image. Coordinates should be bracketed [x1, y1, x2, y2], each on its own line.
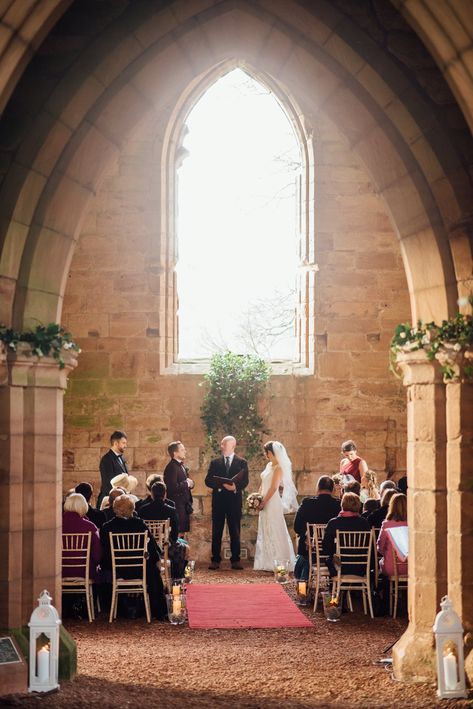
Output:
[138, 500, 179, 544]
[86, 504, 105, 529]
[293, 494, 341, 556]
[164, 458, 193, 533]
[98, 449, 128, 508]
[205, 454, 249, 563]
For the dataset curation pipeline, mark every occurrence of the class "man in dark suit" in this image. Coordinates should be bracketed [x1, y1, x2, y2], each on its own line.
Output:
[75, 482, 105, 529]
[97, 430, 128, 509]
[138, 481, 179, 544]
[205, 435, 249, 570]
[163, 441, 194, 534]
[294, 475, 341, 558]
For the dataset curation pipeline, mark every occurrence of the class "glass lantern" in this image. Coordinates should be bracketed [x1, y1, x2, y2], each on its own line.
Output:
[28, 590, 61, 693]
[432, 596, 467, 699]
[273, 560, 290, 584]
[184, 560, 195, 584]
[166, 593, 187, 625]
[295, 578, 310, 606]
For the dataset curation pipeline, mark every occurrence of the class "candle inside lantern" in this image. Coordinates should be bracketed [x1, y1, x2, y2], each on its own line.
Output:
[443, 652, 458, 691]
[37, 645, 49, 682]
[172, 598, 182, 615]
[172, 585, 180, 596]
[298, 582, 307, 596]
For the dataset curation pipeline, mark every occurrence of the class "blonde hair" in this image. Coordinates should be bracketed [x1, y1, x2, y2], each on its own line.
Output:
[386, 493, 407, 522]
[341, 492, 361, 513]
[113, 494, 135, 519]
[363, 470, 379, 499]
[100, 496, 110, 511]
[381, 487, 397, 508]
[64, 493, 88, 517]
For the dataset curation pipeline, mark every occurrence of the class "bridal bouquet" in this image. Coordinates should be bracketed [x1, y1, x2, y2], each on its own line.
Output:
[246, 492, 263, 514]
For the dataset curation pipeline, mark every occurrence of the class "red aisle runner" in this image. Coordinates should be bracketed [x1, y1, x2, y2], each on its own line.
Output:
[186, 583, 313, 629]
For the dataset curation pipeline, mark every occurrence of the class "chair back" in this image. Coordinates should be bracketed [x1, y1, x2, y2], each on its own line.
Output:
[307, 523, 327, 566]
[391, 546, 408, 580]
[62, 532, 91, 580]
[143, 519, 170, 548]
[110, 532, 148, 581]
[336, 529, 373, 577]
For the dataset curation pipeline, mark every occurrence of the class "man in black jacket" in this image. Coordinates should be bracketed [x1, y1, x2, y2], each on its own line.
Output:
[138, 481, 179, 544]
[205, 435, 249, 570]
[75, 482, 105, 528]
[322, 493, 370, 577]
[97, 430, 128, 509]
[294, 475, 341, 558]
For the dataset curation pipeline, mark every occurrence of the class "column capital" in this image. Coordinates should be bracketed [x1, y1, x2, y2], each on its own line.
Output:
[396, 349, 443, 386]
[6, 343, 78, 389]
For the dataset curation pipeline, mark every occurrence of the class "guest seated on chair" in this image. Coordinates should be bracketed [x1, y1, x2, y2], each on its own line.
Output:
[100, 495, 167, 619]
[139, 481, 188, 577]
[343, 479, 361, 497]
[62, 493, 102, 581]
[322, 492, 370, 578]
[102, 487, 126, 522]
[367, 488, 397, 531]
[377, 493, 407, 578]
[135, 473, 163, 513]
[360, 470, 380, 504]
[361, 498, 379, 518]
[110, 472, 139, 502]
[293, 475, 341, 579]
[75, 482, 105, 529]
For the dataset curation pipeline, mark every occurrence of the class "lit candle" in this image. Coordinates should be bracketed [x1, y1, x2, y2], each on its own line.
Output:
[172, 585, 180, 596]
[172, 598, 182, 615]
[443, 652, 458, 691]
[37, 645, 49, 682]
[298, 582, 307, 596]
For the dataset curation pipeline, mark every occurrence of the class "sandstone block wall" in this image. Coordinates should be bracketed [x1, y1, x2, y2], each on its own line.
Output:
[62, 111, 410, 560]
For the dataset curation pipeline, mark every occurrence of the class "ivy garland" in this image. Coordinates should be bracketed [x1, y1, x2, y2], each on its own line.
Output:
[0, 322, 81, 369]
[390, 296, 473, 380]
[200, 351, 271, 460]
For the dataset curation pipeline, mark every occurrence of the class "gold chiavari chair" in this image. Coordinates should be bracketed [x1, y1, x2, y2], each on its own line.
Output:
[306, 523, 331, 611]
[62, 532, 95, 622]
[109, 531, 151, 623]
[335, 529, 375, 618]
[143, 519, 171, 591]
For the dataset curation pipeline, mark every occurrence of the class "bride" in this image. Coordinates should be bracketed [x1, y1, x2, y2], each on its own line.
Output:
[253, 441, 298, 571]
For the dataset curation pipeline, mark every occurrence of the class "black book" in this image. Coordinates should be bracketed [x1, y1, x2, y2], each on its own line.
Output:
[213, 469, 245, 486]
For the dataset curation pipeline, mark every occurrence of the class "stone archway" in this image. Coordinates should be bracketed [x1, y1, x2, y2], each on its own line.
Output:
[0, 0, 472, 687]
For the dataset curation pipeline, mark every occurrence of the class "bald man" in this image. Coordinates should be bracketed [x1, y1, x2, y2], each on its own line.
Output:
[205, 435, 249, 570]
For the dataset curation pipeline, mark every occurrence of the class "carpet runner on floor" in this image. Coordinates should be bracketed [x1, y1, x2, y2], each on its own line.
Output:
[186, 583, 314, 629]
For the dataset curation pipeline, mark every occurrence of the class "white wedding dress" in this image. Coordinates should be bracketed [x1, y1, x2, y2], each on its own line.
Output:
[253, 463, 297, 571]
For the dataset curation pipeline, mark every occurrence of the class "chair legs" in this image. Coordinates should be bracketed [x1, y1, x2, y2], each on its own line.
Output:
[109, 587, 151, 623]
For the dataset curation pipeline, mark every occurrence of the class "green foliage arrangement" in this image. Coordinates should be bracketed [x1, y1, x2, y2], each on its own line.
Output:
[0, 322, 80, 369]
[200, 351, 271, 460]
[390, 296, 473, 380]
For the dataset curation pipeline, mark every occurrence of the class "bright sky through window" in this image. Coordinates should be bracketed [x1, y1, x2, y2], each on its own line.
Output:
[176, 68, 301, 360]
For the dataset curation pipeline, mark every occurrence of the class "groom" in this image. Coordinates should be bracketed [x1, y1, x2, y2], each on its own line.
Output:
[205, 435, 249, 570]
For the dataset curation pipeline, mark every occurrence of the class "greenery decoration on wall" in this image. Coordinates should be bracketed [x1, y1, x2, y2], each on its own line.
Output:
[0, 322, 80, 369]
[390, 295, 473, 380]
[200, 351, 271, 460]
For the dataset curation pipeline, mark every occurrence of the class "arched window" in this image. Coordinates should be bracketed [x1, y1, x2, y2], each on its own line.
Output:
[176, 69, 302, 362]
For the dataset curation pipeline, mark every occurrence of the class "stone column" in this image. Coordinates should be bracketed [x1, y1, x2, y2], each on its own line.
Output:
[444, 354, 473, 683]
[0, 347, 76, 628]
[392, 350, 448, 682]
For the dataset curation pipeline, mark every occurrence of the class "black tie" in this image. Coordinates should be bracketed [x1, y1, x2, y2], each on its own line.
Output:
[225, 456, 230, 473]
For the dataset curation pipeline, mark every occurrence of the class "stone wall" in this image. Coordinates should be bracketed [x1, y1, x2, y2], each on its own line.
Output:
[62, 111, 410, 560]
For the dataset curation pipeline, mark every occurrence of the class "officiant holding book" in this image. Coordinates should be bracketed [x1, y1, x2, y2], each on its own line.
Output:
[205, 435, 249, 570]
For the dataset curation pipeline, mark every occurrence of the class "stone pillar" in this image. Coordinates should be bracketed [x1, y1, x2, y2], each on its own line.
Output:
[392, 350, 448, 682]
[445, 358, 473, 683]
[0, 347, 76, 628]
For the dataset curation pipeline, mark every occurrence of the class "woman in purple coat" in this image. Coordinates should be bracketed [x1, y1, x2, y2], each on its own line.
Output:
[62, 493, 102, 580]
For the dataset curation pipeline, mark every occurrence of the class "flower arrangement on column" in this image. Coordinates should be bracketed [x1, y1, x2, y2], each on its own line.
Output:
[390, 295, 473, 380]
[0, 322, 80, 369]
[200, 351, 270, 460]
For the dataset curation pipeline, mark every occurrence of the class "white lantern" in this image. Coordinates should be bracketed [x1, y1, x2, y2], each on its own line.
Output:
[28, 590, 61, 693]
[432, 596, 467, 699]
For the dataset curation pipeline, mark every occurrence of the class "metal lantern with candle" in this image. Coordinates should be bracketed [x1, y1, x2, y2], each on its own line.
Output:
[28, 590, 61, 693]
[433, 596, 467, 699]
